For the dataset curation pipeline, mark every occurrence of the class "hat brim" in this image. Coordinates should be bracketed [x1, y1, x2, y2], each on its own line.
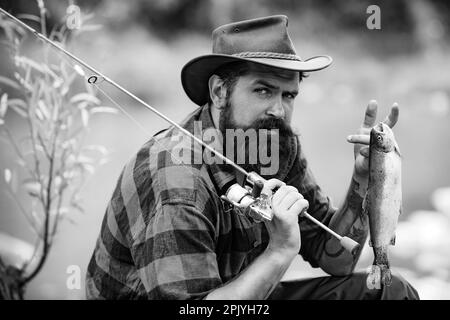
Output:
[181, 54, 332, 106]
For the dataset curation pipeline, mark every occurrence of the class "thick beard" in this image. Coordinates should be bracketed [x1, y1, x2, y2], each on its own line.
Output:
[219, 98, 297, 179]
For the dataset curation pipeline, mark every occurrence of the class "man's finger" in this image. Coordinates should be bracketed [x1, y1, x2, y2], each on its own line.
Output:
[360, 146, 370, 158]
[261, 178, 285, 199]
[383, 103, 399, 128]
[262, 179, 285, 192]
[347, 134, 370, 145]
[278, 191, 303, 212]
[272, 186, 298, 207]
[287, 198, 309, 216]
[362, 100, 378, 128]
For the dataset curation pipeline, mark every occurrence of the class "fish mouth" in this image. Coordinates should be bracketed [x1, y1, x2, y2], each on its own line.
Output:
[372, 122, 387, 134]
[375, 122, 384, 132]
[378, 123, 384, 132]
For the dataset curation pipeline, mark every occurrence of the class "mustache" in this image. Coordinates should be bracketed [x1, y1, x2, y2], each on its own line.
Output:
[249, 117, 294, 136]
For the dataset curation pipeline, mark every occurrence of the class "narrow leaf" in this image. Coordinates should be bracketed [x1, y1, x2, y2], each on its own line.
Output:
[0, 76, 21, 90]
[15, 56, 45, 73]
[16, 14, 41, 24]
[9, 101, 28, 118]
[90, 106, 118, 114]
[4, 168, 12, 184]
[81, 108, 89, 127]
[0, 93, 8, 117]
[35, 107, 44, 121]
[83, 144, 108, 155]
[37, 100, 51, 120]
[82, 163, 95, 174]
[77, 155, 94, 164]
[73, 64, 85, 76]
[70, 92, 100, 105]
[24, 181, 42, 198]
[8, 99, 27, 109]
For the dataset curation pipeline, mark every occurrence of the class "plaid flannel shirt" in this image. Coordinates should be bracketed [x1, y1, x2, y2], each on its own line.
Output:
[86, 104, 337, 299]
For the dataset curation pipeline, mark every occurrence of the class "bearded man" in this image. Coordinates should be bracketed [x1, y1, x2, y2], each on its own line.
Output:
[86, 15, 419, 300]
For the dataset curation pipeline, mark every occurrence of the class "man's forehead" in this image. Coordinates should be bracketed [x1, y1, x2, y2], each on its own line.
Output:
[244, 63, 299, 83]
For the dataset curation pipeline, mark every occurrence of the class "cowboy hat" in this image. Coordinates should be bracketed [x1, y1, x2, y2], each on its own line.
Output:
[181, 15, 332, 106]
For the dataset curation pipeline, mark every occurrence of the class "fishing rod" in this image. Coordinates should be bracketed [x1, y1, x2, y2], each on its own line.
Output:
[0, 7, 360, 255]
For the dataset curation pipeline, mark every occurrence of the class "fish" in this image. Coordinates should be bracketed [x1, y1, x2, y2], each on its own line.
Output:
[364, 122, 402, 288]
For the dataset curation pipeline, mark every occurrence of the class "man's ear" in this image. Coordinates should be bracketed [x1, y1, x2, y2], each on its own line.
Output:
[208, 75, 227, 109]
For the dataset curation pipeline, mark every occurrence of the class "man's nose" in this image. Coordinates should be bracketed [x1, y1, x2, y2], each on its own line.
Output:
[266, 98, 285, 119]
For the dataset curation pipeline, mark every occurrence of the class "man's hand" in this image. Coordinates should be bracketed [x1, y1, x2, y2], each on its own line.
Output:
[261, 179, 309, 257]
[346, 100, 399, 177]
[206, 178, 308, 300]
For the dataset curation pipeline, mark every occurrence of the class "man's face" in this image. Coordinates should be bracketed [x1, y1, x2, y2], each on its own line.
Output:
[223, 64, 300, 130]
[218, 64, 300, 178]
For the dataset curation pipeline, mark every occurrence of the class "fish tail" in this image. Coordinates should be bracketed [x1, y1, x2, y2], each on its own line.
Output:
[380, 265, 392, 286]
[376, 247, 392, 286]
[366, 265, 381, 290]
[367, 263, 392, 289]
[366, 246, 392, 289]
[390, 235, 396, 246]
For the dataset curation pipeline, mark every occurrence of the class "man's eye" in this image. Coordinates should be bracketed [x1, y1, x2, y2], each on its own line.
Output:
[283, 93, 295, 100]
[255, 88, 270, 96]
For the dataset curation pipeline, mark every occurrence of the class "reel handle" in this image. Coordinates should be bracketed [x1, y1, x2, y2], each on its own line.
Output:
[339, 236, 361, 256]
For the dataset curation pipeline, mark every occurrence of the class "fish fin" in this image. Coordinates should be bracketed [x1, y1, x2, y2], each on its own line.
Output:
[394, 142, 402, 157]
[390, 235, 396, 245]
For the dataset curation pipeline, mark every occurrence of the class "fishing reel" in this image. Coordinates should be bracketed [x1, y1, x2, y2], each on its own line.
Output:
[221, 172, 277, 223]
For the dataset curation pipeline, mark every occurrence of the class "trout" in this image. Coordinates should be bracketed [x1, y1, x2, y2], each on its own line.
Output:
[365, 122, 402, 288]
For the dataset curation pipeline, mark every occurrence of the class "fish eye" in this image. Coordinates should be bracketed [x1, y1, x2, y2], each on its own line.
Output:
[376, 135, 383, 142]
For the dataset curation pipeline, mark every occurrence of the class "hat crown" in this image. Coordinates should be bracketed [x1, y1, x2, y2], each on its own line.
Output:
[212, 15, 298, 57]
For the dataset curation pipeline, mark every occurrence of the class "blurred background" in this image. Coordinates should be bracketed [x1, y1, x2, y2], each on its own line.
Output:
[0, 0, 449, 299]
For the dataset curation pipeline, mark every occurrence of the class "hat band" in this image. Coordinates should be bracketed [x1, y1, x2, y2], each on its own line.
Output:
[232, 51, 302, 61]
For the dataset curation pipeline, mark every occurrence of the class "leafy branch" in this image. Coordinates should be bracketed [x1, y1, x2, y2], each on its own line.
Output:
[0, 0, 115, 298]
